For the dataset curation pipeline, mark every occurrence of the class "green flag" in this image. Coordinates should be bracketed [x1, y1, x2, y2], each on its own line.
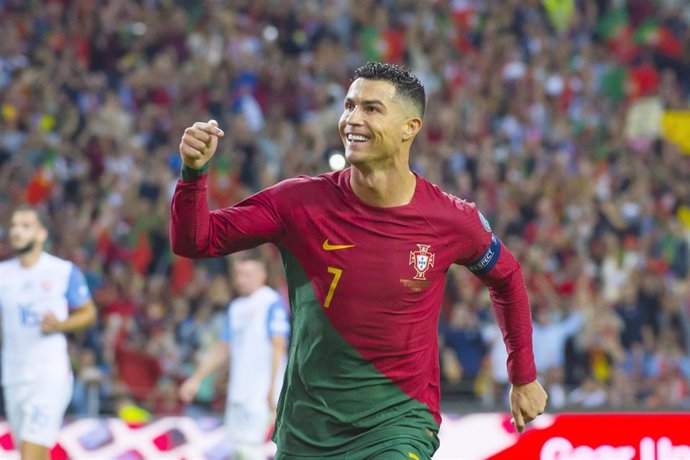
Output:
[596, 7, 629, 40]
[600, 65, 628, 102]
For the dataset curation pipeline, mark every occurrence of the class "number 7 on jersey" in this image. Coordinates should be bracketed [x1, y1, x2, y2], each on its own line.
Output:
[324, 266, 342, 308]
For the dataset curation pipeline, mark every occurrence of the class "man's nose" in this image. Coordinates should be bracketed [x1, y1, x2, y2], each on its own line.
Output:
[345, 106, 363, 124]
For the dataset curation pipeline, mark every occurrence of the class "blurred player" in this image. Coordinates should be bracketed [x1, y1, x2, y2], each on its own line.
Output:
[171, 62, 547, 459]
[179, 255, 290, 460]
[0, 205, 97, 460]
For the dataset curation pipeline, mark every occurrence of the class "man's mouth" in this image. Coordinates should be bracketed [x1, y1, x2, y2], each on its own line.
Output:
[346, 133, 369, 143]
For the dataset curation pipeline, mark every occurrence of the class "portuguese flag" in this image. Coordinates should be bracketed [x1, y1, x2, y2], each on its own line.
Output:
[596, 7, 637, 62]
[634, 19, 682, 58]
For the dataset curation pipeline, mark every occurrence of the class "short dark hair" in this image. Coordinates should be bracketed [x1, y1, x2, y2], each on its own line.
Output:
[352, 62, 426, 117]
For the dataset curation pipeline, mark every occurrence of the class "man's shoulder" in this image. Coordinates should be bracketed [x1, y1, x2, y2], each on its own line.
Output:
[255, 285, 282, 304]
[416, 176, 478, 215]
[272, 170, 343, 191]
[0, 257, 18, 273]
[39, 252, 75, 271]
[0, 253, 73, 271]
[259, 170, 345, 209]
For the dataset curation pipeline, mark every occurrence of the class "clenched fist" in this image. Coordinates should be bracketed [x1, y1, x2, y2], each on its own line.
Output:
[179, 119, 225, 170]
[510, 379, 548, 433]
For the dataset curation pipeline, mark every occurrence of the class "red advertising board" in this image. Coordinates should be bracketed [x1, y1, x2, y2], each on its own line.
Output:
[489, 413, 690, 460]
[1, 413, 689, 459]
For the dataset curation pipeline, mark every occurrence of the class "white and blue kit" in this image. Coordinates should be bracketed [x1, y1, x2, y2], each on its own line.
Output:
[223, 285, 290, 458]
[0, 252, 93, 447]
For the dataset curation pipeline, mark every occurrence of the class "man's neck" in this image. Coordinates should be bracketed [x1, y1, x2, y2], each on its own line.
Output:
[18, 250, 42, 268]
[349, 164, 417, 207]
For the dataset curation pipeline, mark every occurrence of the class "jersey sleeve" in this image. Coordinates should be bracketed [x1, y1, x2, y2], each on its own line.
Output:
[66, 264, 93, 310]
[221, 310, 231, 343]
[266, 299, 290, 339]
[456, 206, 537, 385]
[170, 174, 286, 258]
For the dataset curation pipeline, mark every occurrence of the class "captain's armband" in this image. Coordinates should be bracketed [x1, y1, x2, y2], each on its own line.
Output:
[467, 234, 502, 275]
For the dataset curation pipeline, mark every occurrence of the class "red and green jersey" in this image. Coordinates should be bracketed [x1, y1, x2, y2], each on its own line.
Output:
[171, 168, 536, 456]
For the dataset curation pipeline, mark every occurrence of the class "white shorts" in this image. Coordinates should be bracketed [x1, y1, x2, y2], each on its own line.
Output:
[226, 402, 273, 460]
[3, 378, 73, 447]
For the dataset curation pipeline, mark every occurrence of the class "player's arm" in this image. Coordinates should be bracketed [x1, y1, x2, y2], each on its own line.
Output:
[458, 208, 546, 432]
[171, 119, 283, 259]
[179, 341, 230, 403]
[180, 309, 232, 403]
[267, 300, 290, 411]
[41, 300, 96, 334]
[471, 237, 536, 386]
[476, 246, 547, 432]
[268, 334, 288, 411]
[41, 264, 96, 334]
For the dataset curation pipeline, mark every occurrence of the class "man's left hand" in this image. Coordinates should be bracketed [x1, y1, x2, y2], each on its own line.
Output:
[40, 312, 63, 333]
[510, 379, 548, 433]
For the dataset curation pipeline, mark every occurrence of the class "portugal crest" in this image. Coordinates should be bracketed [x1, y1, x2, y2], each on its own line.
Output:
[409, 244, 435, 280]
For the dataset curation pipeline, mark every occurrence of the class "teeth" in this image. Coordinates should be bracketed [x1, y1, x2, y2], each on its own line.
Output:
[347, 134, 368, 142]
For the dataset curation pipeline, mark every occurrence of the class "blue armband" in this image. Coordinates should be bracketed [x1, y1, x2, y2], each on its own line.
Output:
[468, 234, 501, 275]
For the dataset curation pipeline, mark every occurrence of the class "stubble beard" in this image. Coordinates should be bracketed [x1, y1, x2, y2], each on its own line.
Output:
[13, 239, 38, 256]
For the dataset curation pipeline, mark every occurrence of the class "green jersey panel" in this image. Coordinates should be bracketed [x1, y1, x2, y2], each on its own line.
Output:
[273, 248, 439, 456]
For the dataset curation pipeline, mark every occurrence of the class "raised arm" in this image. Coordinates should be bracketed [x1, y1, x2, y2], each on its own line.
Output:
[170, 120, 283, 258]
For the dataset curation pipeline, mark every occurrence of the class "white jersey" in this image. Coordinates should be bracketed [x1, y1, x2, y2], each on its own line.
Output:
[223, 285, 290, 408]
[0, 252, 93, 385]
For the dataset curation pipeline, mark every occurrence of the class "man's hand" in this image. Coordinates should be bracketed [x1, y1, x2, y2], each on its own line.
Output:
[40, 312, 62, 334]
[179, 119, 225, 170]
[178, 376, 202, 403]
[509, 379, 548, 433]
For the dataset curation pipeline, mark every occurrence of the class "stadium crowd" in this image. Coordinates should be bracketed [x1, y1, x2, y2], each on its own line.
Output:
[1, 0, 689, 419]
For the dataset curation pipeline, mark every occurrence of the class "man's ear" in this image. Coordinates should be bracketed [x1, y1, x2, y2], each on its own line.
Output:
[403, 116, 423, 142]
[37, 226, 49, 245]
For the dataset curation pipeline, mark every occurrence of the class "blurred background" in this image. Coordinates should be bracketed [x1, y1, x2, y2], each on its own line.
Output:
[0, 0, 690, 457]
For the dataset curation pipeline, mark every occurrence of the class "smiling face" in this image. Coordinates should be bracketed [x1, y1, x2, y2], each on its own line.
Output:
[338, 78, 421, 167]
[9, 209, 47, 256]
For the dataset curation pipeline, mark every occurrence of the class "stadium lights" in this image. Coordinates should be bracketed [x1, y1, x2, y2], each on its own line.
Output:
[327, 150, 347, 171]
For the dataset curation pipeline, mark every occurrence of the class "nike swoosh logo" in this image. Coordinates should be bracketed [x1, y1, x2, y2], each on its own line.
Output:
[322, 239, 355, 251]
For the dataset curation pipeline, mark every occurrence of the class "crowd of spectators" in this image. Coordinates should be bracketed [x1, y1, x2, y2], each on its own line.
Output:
[1, 0, 689, 418]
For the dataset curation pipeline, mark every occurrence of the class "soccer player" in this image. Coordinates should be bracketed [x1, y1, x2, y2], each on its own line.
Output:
[0, 205, 97, 460]
[171, 62, 547, 459]
[179, 255, 290, 459]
